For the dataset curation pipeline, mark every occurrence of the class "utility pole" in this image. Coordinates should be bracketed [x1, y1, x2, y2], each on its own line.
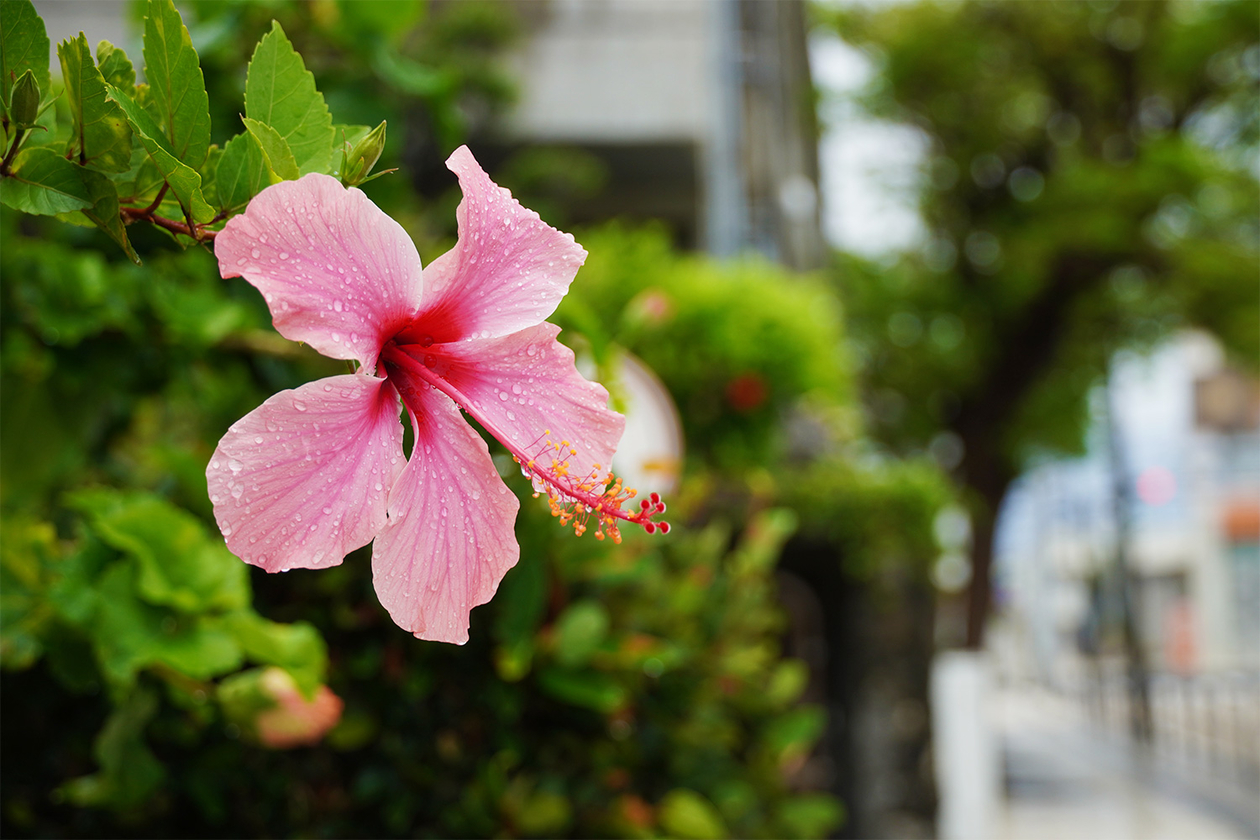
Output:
[1105, 366, 1153, 743]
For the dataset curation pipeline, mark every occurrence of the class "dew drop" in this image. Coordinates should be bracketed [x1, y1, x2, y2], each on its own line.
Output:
[251, 248, 261, 258]
[279, 252, 289, 260]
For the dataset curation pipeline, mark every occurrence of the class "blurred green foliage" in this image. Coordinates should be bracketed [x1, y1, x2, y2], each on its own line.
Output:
[557, 223, 856, 473]
[820, 0, 1258, 466]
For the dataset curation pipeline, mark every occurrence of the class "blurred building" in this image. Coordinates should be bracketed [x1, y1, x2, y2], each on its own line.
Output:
[491, 0, 825, 270]
[996, 332, 1260, 680]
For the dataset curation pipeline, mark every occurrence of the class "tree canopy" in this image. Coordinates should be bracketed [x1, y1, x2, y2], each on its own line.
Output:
[815, 0, 1259, 645]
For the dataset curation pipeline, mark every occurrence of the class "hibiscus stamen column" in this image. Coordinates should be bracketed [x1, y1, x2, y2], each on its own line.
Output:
[382, 342, 668, 541]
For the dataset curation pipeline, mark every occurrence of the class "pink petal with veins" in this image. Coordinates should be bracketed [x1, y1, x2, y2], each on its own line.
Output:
[432, 323, 624, 490]
[403, 146, 587, 345]
[207, 374, 405, 573]
[215, 174, 423, 371]
[371, 387, 520, 644]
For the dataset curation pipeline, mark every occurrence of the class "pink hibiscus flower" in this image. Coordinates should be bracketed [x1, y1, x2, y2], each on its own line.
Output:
[207, 146, 667, 644]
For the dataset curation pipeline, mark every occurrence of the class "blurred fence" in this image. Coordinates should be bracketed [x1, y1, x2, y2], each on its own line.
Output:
[1081, 660, 1260, 826]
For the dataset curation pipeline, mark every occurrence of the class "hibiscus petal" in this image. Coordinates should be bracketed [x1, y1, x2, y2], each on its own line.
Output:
[371, 387, 520, 644]
[407, 146, 587, 344]
[215, 174, 423, 371]
[207, 374, 405, 573]
[431, 323, 624, 492]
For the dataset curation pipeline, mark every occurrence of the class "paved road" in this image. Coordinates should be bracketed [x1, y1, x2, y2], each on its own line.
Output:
[997, 685, 1258, 840]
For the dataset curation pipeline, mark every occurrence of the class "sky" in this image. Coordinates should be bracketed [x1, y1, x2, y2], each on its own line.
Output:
[809, 5, 928, 258]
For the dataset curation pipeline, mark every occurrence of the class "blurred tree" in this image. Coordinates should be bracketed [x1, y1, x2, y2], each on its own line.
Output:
[816, 0, 1260, 647]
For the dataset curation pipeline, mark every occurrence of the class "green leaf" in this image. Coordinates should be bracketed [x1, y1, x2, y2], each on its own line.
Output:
[244, 22, 334, 175]
[553, 599, 610, 667]
[116, 141, 164, 206]
[536, 666, 626, 713]
[141, 0, 210, 168]
[106, 84, 214, 224]
[59, 33, 132, 173]
[776, 795, 846, 840]
[659, 789, 729, 840]
[77, 166, 141, 263]
[0, 147, 92, 215]
[96, 41, 135, 96]
[242, 116, 299, 183]
[68, 488, 249, 614]
[0, 517, 57, 669]
[214, 130, 266, 212]
[199, 142, 220, 207]
[335, 0, 423, 48]
[62, 686, 164, 810]
[0, 0, 50, 115]
[222, 611, 327, 697]
[761, 705, 825, 761]
[91, 563, 242, 687]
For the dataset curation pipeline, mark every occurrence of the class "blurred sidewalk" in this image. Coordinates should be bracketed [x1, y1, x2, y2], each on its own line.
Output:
[997, 684, 1258, 840]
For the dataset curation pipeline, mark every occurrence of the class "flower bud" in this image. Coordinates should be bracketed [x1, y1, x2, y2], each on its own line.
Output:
[341, 120, 387, 186]
[10, 69, 40, 128]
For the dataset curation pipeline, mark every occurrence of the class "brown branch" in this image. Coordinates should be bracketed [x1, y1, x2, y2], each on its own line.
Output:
[120, 206, 218, 242]
[0, 127, 26, 176]
[139, 182, 169, 216]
